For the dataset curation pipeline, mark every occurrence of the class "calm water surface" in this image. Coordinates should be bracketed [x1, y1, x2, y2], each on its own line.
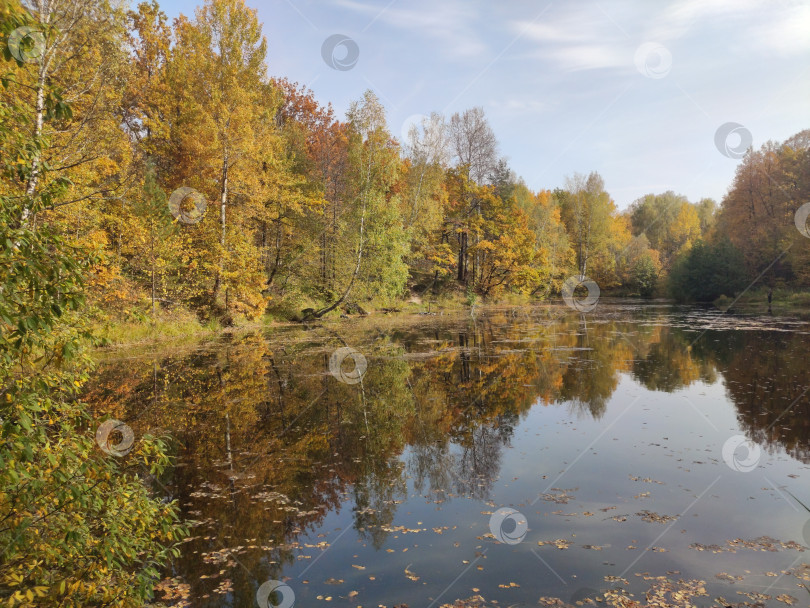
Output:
[85, 302, 810, 607]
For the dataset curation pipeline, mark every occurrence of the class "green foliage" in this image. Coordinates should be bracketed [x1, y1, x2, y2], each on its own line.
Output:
[557, 172, 616, 278]
[465, 284, 478, 307]
[359, 189, 410, 301]
[628, 191, 704, 271]
[631, 252, 660, 298]
[0, 194, 187, 608]
[668, 238, 749, 302]
[346, 91, 409, 303]
[0, 7, 187, 605]
[127, 165, 183, 317]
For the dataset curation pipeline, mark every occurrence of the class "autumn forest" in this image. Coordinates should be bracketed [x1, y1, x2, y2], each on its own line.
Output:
[2, 0, 809, 329]
[2, 0, 810, 606]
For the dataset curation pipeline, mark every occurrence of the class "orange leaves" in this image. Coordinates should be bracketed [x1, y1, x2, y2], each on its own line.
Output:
[719, 132, 810, 286]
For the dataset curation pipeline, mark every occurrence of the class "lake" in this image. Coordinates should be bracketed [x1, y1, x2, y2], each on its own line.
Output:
[84, 302, 810, 607]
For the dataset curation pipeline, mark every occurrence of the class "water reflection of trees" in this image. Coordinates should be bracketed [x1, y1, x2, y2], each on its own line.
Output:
[82, 309, 810, 604]
[632, 326, 717, 391]
[702, 331, 810, 464]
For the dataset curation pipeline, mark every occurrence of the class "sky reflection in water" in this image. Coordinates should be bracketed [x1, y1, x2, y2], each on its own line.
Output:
[85, 303, 810, 607]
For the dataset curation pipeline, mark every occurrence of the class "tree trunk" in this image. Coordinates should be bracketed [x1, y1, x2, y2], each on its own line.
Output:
[25, 61, 47, 202]
[23, 2, 52, 220]
[310, 201, 366, 319]
[407, 168, 426, 228]
[151, 231, 156, 320]
[457, 231, 468, 282]
[582, 215, 591, 277]
[214, 148, 229, 300]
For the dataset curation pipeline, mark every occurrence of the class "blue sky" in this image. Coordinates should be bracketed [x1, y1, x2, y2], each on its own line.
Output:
[157, 0, 810, 209]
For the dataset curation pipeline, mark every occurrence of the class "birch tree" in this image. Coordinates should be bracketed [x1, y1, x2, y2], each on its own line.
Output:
[558, 172, 615, 278]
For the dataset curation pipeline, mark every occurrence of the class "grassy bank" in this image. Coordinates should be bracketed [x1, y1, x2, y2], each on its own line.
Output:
[92, 308, 224, 347]
[90, 289, 541, 348]
[716, 286, 810, 314]
[91, 286, 810, 350]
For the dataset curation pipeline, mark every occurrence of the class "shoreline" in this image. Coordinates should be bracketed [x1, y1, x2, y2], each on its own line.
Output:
[89, 290, 810, 352]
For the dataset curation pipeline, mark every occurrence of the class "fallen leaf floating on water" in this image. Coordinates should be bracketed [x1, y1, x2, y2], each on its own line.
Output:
[793, 564, 810, 581]
[537, 598, 577, 607]
[537, 539, 572, 549]
[776, 593, 798, 605]
[636, 510, 678, 523]
[738, 590, 772, 602]
[201, 547, 242, 565]
[154, 577, 191, 607]
[381, 524, 425, 534]
[404, 565, 419, 581]
[629, 475, 665, 484]
[690, 536, 806, 553]
[538, 488, 578, 504]
[438, 596, 487, 608]
[579, 575, 711, 608]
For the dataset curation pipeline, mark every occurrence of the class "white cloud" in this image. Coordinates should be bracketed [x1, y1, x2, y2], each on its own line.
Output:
[517, 20, 588, 44]
[332, 0, 488, 59]
[749, 4, 810, 56]
[511, 0, 810, 75]
[510, 6, 631, 73]
[648, 0, 810, 56]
